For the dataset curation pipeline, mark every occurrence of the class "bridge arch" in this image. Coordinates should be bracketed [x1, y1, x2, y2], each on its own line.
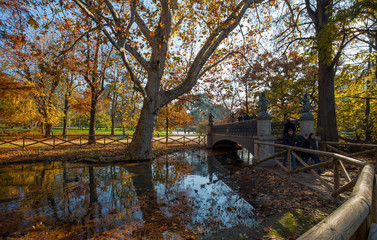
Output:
[207, 120, 258, 154]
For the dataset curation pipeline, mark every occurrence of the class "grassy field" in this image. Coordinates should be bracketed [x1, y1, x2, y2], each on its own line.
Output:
[0, 127, 172, 136]
[52, 127, 133, 135]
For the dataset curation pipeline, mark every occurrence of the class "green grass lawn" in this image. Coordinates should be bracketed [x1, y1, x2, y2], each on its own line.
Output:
[52, 127, 132, 135]
[0, 127, 171, 136]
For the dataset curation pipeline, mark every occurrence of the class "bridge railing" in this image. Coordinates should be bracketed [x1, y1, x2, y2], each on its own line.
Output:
[211, 119, 257, 136]
[254, 140, 376, 239]
[271, 120, 300, 139]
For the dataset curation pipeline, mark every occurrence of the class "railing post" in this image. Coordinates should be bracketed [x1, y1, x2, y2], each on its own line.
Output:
[22, 136, 25, 149]
[333, 158, 340, 204]
[53, 136, 55, 149]
[80, 135, 82, 149]
[183, 136, 186, 146]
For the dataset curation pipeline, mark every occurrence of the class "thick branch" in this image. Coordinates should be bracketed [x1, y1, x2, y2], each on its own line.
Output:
[160, 0, 262, 107]
[305, 0, 318, 27]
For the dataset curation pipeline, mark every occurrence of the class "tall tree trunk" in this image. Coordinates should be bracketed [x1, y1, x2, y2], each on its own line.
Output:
[365, 94, 371, 142]
[110, 113, 115, 136]
[317, 61, 338, 141]
[306, 0, 338, 142]
[62, 92, 71, 138]
[88, 92, 98, 144]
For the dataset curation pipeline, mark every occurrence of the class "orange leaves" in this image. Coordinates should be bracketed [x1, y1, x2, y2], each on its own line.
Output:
[150, 32, 156, 37]
[114, 26, 121, 31]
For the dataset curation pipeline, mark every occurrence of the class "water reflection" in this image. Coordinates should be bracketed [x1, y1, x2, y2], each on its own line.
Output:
[0, 150, 257, 239]
[237, 148, 254, 165]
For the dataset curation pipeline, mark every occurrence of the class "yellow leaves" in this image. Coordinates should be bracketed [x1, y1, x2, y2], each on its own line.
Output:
[28, 16, 39, 29]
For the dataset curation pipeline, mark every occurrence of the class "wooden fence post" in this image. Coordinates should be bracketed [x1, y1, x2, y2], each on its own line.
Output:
[80, 135, 82, 149]
[334, 158, 340, 204]
[53, 136, 56, 149]
[22, 136, 25, 149]
[184, 136, 186, 146]
[104, 136, 106, 146]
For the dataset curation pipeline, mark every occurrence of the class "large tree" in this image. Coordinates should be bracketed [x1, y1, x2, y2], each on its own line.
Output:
[276, 0, 359, 141]
[71, 0, 265, 160]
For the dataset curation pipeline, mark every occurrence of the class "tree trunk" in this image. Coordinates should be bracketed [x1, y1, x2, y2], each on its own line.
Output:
[305, 0, 338, 142]
[44, 123, 53, 138]
[317, 61, 338, 141]
[125, 98, 159, 160]
[88, 92, 98, 144]
[110, 114, 115, 136]
[62, 92, 71, 138]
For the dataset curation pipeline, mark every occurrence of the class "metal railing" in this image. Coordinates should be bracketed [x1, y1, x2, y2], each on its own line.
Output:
[211, 119, 257, 136]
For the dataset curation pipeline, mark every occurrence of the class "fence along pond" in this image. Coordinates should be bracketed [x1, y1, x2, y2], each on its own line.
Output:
[0, 134, 206, 149]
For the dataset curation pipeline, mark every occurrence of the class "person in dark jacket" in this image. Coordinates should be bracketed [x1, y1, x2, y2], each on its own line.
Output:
[238, 113, 244, 121]
[303, 133, 323, 174]
[283, 119, 296, 136]
[283, 128, 297, 170]
[295, 131, 308, 160]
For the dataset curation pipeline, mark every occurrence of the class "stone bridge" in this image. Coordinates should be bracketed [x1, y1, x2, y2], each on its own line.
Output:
[207, 93, 315, 162]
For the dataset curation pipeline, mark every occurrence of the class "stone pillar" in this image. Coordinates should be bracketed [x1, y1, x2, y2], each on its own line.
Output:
[299, 94, 315, 139]
[299, 118, 314, 139]
[254, 92, 276, 165]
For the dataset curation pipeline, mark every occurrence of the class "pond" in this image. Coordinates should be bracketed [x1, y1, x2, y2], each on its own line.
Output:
[0, 149, 257, 239]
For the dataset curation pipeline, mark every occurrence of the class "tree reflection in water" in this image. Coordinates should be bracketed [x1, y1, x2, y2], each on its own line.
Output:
[0, 149, 257, 239]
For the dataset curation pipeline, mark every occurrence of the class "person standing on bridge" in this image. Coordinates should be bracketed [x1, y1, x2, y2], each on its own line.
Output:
[283, 128, 297, 170]
[283, 119, 296, 136]
[238, 113, 244, 121]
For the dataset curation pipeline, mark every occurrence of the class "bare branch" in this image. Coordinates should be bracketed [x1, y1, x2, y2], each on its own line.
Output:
[57, 26, 99, 57]
[197, 52, 233, 79]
